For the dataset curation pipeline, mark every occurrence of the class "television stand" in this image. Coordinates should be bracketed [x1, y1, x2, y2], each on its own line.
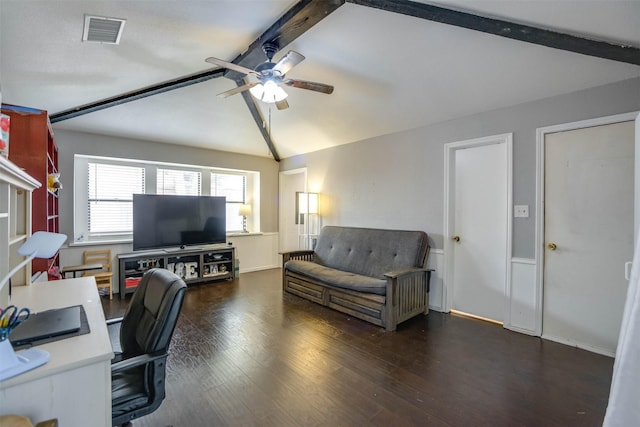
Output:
[117, 246, 236, 299]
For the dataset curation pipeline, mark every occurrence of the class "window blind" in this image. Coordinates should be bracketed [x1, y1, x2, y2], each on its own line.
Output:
[88, 162, 144, 234]
[212, 173, 245, 231]
[157, 168, 201, 195]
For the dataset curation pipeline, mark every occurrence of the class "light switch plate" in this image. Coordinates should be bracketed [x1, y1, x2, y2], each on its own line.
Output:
[514, 205, 529, 218]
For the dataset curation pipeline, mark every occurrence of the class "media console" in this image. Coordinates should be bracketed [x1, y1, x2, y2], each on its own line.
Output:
[117, 245, 235, 299]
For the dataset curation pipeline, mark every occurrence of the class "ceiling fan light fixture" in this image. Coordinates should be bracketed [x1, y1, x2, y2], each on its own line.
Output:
[249, 80, 288, 103]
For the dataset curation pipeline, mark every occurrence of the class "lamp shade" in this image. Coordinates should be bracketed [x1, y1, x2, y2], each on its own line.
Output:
[239, 204, 252, 217]
[307, 193, 319, 214]
[0, 232, 67, 290]
[18, 231, 67, 258]
[297, 192, 319, 214]
[249, 80, 288, 103]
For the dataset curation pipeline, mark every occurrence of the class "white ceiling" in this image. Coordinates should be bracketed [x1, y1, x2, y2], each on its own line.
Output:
[1, 1, 639, 160]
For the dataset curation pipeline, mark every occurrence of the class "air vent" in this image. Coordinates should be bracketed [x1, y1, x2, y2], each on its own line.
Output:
[82, 15, 126, 44]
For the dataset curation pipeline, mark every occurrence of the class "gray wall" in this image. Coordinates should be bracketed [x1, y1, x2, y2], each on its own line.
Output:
[280, 77, 640, 259]
[52, 129, 280, 240]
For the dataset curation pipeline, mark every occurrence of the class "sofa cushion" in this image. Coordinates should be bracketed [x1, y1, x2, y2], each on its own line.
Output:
[285, 259, 387, 295]
[313, 226, 428, 278]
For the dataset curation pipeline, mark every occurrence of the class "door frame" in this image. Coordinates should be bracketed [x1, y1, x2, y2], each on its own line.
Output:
[278, 168, 307, 253]
[443, 133, 513, 321]
[534, 111, 639, 336]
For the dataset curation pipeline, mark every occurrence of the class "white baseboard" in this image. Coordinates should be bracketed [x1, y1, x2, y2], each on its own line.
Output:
[542, 333, 615, 358]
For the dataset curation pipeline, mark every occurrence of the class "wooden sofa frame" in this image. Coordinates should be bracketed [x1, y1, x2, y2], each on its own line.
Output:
[282, 248, 432, 331]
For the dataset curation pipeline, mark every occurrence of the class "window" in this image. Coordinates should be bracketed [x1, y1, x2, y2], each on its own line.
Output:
[87, 162, 144, 235]
[74, 155, 259, 243]
[211, 173, 246, 232]
[157, 168, 201, 195]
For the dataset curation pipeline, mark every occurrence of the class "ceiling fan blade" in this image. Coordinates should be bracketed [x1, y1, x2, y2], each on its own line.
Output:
[217, 82, 258, 98]
[272, 51, 305, 75]
[205, 57, 258, 76]
[284, 79, 334, 94]
[276, 99, 289, 110]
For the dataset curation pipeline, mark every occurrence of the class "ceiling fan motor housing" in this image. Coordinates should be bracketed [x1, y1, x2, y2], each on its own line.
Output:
[262, 41, 279, 62]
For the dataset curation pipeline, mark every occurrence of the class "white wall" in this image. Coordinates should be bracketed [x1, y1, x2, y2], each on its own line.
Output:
[52, 129, 282, 293]
[279, 78, 640, 327]
[280, 77, 640, 258]
[52, 129, 281, 237]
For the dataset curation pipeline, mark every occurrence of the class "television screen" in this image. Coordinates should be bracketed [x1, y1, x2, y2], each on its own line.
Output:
[133, 194, 226, 251]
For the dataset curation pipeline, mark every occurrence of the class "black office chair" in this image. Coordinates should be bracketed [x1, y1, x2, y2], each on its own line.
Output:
[108, 268, 186, 427]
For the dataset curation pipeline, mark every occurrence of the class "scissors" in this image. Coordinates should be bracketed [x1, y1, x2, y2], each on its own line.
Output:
[0, 305, 30, 330]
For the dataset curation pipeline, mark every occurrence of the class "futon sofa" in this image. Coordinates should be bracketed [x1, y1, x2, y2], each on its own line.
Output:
[281, 226, 432, 331]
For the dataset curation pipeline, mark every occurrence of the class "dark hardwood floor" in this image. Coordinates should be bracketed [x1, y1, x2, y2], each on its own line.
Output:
[102, 268, 614, 426]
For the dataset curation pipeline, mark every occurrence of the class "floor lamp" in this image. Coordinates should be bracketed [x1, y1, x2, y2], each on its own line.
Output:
[296, 192, 320, 250]
[0, 231, 67, 381]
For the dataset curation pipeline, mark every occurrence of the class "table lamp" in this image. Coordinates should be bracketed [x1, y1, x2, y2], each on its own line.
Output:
[0, 231, 67, 381]
[239, 204, 251, 233]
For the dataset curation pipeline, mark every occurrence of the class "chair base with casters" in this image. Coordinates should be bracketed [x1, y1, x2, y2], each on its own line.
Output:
[107, 268, 186, 427]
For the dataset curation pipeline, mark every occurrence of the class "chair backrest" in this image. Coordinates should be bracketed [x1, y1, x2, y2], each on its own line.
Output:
[119, 268, 186, 358]
[83, 249, 112, 272]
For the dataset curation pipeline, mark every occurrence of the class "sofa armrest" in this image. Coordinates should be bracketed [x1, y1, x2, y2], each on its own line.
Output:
[383, 268, 434, 331]
[281, 250, 315, 265]
[383, 267, 432, 279]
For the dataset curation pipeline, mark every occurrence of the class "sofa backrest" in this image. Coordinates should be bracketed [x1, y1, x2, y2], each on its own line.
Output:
[313, 226, 429, 279]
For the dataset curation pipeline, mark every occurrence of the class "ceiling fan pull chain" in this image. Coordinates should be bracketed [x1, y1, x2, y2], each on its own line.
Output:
[268, 105, 272, 146]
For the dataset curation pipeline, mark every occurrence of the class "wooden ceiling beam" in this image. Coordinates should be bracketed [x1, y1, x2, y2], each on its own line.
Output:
[348, 0, 640, 66]
[224, 0, 345, 81]
[224, 0, 345, 159]
[239, 89, 281, 161]
[50, 68, 225, 123]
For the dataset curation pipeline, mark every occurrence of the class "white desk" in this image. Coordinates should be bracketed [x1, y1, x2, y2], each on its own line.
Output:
[0, 277, 113, 426]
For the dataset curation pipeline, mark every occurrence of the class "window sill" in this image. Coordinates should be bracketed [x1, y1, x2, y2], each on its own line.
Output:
[227, 232, 264, 237]
[68, 232, 266, 247]
[68, 238, 132, 247]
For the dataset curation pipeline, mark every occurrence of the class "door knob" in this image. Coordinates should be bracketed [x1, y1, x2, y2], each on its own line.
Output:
[453, 236, 460, 242]
[547, 243, 557, 251]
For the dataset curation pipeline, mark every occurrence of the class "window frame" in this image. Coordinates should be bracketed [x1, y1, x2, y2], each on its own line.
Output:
[73, 155, 259, 244]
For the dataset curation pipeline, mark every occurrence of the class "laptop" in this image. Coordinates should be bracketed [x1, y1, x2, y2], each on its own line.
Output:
[9, 305, 82, 346]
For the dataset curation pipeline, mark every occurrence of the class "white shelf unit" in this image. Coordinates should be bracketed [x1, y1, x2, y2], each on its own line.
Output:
[0, 155, 40, 306]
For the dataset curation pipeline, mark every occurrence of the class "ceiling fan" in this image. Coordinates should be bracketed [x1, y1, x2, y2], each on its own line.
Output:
[205, 42, 334, 110]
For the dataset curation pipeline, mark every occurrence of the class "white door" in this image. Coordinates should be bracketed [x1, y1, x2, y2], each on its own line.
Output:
[278, 170, 306, 252]
[543, 121, 634, 355]
[448, 135, 511, 323]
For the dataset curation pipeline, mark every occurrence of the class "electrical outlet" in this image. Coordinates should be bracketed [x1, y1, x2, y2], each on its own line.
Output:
[514, 205, 529, 218]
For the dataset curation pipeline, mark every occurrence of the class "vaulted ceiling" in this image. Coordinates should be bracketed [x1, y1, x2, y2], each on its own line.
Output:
[1, 0, 639, 160]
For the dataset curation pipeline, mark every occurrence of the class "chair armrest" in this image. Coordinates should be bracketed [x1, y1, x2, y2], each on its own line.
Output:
[106, 316, 123, 326]
[281, 250, 315, 264]
[111, 350, 167, 374]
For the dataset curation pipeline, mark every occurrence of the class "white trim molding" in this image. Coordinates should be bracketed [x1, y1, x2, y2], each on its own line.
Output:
[507, 257, 537, 334]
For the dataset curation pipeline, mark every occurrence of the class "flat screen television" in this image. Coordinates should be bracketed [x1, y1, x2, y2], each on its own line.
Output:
[133, 194, 226, 251]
